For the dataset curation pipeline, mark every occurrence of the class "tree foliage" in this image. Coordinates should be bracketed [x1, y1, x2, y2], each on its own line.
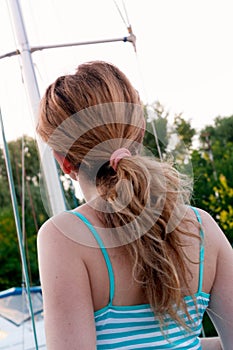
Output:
[143, 102, 169, 159]
[192, 116, 233, 243]
[0, 136, 81, 290]
[143, 102, 233, 245]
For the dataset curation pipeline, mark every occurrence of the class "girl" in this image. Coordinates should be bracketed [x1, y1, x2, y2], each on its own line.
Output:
[37, 61, 233, 349]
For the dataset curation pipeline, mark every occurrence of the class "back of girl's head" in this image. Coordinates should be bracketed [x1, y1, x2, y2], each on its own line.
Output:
[37, 60, 145, 174]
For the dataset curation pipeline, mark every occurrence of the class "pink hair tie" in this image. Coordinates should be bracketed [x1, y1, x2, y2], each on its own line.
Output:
[110, 148, 131, 171]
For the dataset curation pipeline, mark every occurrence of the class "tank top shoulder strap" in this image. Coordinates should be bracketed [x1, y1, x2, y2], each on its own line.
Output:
[190, 206, 205, 293]
[67, 210, 115, 304]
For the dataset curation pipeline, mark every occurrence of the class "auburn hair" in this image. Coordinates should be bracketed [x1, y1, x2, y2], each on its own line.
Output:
[37, 60, 199, 329]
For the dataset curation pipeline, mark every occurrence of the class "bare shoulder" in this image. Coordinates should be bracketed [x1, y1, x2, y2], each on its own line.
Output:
[37, 208, 100, 250]
[197, 207, 232, 251]
[37, 212, 86, 280]
[196, 207, 233, 269]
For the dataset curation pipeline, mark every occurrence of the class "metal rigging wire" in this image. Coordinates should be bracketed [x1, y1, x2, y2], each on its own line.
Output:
[113, 0, 163, 160]
[0, 108, 39, 350]
[112, 0, 136, 51]
[113, 0, 130, 28]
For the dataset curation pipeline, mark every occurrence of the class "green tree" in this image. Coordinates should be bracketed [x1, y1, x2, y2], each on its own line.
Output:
[173, 114, 196, 150]
[208, 175, 233, 243]
[142, 103, 233, 244]
[191, 115, 233, 244]
[0, 148, 10, 207]
[167, 114, 195, 176]
[0, 208, 22, 288]
[143, 101, 169, 159]
[0, 136, 82, 290]
[143, 103, 195, 168]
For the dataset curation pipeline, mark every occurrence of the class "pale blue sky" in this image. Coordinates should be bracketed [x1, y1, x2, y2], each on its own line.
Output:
[0, 0, 233, 142]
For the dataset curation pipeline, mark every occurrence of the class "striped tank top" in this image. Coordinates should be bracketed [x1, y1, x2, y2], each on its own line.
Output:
[69, 207, 210, 349]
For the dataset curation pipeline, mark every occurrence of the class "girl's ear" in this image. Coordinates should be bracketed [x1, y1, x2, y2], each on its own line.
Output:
[53, 151, 72, 174]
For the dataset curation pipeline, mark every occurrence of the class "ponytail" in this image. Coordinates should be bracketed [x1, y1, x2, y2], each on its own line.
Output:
[98, 155, 197, 329]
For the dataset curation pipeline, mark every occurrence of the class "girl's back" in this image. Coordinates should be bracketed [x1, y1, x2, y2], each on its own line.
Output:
[38, 203, 232, 349]
[74, 204, 216, 310]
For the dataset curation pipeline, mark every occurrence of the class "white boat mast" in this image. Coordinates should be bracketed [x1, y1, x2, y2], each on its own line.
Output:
[7, 0, 66, 215]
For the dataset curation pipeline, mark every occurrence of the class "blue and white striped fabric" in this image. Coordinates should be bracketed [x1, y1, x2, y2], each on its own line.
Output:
[69, 207, 210, 349]
[94, 293, 209, 349]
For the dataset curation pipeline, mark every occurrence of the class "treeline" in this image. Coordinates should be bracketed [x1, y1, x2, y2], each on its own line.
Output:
[144, 102, 233, 244]
[0, 105, 232, 291]
[0, 137, 82, 290]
